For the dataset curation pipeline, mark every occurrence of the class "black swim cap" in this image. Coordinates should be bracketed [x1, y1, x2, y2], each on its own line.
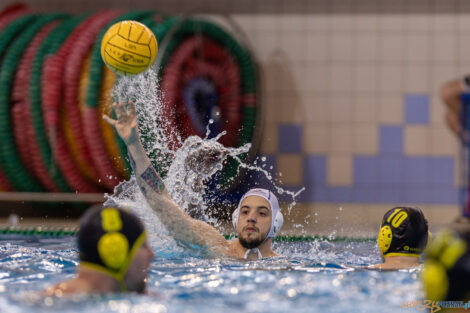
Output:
[77, 206, 146, 284]
[377, 207, 429, 257]
[423, 228, 470, 302]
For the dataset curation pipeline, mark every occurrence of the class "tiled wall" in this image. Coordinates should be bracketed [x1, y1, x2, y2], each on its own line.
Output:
[10, 0, 470, 210]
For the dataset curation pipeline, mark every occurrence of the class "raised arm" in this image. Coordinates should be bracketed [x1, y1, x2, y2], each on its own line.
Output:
[103, 102, 228, 254]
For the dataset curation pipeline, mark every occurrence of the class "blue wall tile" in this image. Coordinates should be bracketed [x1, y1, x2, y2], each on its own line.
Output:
[354, 157, 378, 184]
[432, 187, 459, 204]
[278, 124, 302, 153]
[352, 185, 379, 203]
[304, 155, 327, 185]
[379, 185, 403, 203]
[429, 158, 454, 184]
[405, 94, 430, 124]
[380, 126, 403, 155]
[329, 187, 353, 202]
[403, 157, 429, 185]
[378, 156, 404, 184]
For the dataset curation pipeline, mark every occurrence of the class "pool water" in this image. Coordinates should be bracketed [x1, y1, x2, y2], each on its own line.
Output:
[0, 235, 423, 313]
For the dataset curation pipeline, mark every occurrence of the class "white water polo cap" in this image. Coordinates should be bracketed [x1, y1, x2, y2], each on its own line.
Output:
[232, 188, 283, 239]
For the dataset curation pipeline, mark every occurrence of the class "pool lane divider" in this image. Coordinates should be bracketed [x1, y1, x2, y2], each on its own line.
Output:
[0, 226, 376, 242]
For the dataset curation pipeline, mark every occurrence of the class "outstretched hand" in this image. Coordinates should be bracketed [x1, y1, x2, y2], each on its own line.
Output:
[103, 101, 139, 145]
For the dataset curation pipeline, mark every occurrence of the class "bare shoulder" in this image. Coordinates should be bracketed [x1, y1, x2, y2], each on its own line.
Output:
[190, 219, 230, 252]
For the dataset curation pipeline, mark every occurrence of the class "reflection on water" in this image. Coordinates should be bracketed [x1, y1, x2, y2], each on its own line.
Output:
[0, 237, 422, 313]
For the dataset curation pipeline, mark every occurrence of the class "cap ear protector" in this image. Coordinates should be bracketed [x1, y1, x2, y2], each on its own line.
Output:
[378, 225, 393, 255]
[377, 207, 429, 257]
[232, 188, 283, 239]
[77, 206, 146, 291]
[423, 229, 470, 302]
[97, 208, 129, 270]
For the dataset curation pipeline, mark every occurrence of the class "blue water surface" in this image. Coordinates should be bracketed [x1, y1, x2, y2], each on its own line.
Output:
[0, 235, 422, 313]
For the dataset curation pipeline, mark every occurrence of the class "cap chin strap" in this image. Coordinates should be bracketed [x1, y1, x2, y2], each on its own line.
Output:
[384, 252, 420, 258]
[244, 247, 263, 260]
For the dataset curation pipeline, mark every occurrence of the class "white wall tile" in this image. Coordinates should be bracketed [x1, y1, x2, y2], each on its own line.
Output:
[430, 95, 447, 125]
[354, 65, 377, 93]
[329, 95, 353, 123]
[328, 14, 354, 32]
[378, 95, 404, 124]
[405, 34, 430, 62]
[457, 34, 470, 62]
[378, 65, 403, 93]
[379, 34, 404, 62]
[256, 32, 280, 63]
[353, 14, 378, 32]
[254, 15, 279, 32]
[432, 34, 457, 62]
[432, 14, 457, 32]
[329, 124, 353, 153]
[377, 15, 406, 32]
[280, 14, 306, 31]
[353, 124, 378, 155]
[306, 15, 328, 32]
[307, 33, 328, 62]
[353, 33, 379, 62]
[404, 14, 431, 32]
[404, 125, 429, 156]
[327, 153, 353, 186]
[404, 65, 430, 93]
[329, 34, 353, 62]
[281, 33, 306, 61]
[306, 64, 329, 92]
[304, 95, 330, 122]
[430, 65, 459, 95]
[429, 126, 459, 157]
[353, 94, 378, 123]
[457, 12, 470, 31]
[259, 122, 278, 154]
[277, 154, 303, 185]
[304, 123, 330, 154]
[329, 64, 353, 92]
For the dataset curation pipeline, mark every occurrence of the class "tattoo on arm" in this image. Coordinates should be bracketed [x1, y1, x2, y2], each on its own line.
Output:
[140, 166, 165, 193]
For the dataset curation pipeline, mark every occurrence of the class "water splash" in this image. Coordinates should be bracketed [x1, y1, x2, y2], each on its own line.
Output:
[106, 66, 304, 244]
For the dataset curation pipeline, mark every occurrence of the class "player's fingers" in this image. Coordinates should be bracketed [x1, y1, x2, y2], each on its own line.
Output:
[103, 114, 117, 126]
[128, 101, 136, 116]
[114, 101, 126, 119]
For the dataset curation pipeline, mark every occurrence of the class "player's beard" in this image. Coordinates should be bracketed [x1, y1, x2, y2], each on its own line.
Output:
[239, 232, 265, 249]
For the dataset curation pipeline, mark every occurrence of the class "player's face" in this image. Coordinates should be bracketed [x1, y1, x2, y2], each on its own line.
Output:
[237, 196, 272, 249]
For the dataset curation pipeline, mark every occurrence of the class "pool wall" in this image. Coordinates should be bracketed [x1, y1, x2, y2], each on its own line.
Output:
[2, 0, 465, 230]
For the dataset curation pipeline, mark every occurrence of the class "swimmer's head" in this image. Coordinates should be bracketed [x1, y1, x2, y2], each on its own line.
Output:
[423, 228, 470, 302]
[232, 188, 283, 248]
[377, 206, 429, 258]
[77, 206, 152, 292]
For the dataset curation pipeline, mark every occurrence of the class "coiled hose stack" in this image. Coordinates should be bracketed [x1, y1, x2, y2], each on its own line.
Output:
[0, 3, 258, 193]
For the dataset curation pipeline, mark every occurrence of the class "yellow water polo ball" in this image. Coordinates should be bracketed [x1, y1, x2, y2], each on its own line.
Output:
[100, 20, 158, 76]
